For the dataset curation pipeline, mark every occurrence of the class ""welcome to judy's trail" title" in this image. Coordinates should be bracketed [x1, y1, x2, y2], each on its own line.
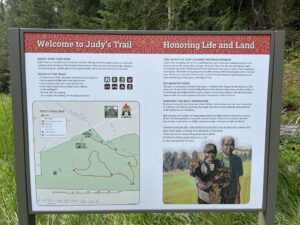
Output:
[36, 39, 256, 50]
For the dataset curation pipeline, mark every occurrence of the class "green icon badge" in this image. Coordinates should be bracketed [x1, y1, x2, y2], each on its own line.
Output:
[119, 77, 125, 83]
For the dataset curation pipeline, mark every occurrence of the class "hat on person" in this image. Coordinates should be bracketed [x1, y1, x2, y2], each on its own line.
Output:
[204, 143, 217, 154]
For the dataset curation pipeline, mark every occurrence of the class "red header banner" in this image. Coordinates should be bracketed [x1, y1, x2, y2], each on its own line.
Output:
[24, 33, 271, 54]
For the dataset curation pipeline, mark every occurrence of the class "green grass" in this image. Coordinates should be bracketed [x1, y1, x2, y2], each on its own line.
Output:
[239, 161, 251, 204]
[1, 94, 300, 224]
[163, 161, 251, 204]
[0, 94, 18, 225]
[163, 172, 198, 204]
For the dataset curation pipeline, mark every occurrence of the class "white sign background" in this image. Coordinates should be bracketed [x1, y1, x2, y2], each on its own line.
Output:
[24, 35, 271, 212]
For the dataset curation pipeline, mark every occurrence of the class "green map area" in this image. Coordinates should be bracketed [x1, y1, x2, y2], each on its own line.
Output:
[36, 129, 139, 191]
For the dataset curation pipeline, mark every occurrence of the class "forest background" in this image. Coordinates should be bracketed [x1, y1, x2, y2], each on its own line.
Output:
[0, 0, 300, 224]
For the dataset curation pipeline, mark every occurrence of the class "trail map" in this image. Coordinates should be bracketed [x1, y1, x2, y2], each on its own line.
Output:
[32, 101, 140, 206]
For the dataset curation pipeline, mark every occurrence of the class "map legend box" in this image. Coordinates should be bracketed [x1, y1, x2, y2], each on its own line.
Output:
[40, 117, 67, 137]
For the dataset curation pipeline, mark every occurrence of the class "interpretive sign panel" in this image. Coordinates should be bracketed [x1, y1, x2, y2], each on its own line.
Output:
[10, 29, 284, 223]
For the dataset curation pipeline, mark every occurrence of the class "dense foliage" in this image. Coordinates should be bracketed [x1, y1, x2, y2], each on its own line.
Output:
[0, 0, 300, 93]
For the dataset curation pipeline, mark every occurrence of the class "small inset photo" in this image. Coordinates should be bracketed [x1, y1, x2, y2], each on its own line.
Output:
[104, 106, 118, 118]
[163, 136, 251, 205]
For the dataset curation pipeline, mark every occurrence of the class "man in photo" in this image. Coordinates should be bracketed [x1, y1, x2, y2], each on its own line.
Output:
[216, 136, 243, 204]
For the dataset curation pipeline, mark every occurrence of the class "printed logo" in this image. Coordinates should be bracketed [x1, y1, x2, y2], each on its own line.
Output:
[127, 77, 133, 83]
[121, 103, 132, 118]
[104, 77, 110, 82]
[104, 84, 110, 90]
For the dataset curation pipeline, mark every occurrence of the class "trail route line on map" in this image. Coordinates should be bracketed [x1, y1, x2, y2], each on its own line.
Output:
[73, 133, 137, 185]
